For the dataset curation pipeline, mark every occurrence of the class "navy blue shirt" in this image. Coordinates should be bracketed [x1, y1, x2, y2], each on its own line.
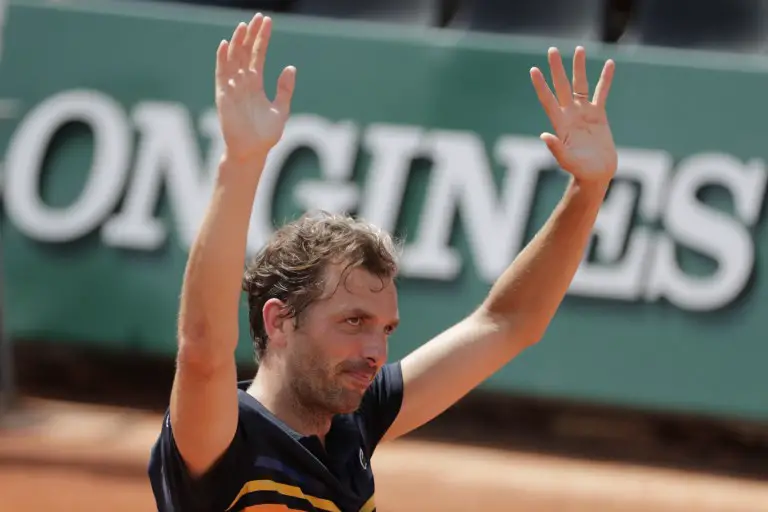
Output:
[148, 362, 404, 512]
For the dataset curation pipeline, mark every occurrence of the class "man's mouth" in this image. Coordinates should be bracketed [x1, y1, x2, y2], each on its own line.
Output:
[343, 370, 375, 388]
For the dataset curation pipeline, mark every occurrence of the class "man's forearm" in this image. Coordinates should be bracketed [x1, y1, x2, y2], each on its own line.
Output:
[177, 153, 267, 359]
[481, 177, 608, 345]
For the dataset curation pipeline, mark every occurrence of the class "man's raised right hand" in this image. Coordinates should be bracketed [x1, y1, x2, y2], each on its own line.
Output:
[215, 14, 296, 164]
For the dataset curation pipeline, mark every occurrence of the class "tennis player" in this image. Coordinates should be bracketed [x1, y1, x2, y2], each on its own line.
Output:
[148, 12, 617, 512]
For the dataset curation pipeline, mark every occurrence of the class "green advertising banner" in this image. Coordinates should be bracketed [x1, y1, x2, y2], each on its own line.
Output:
[1, 0, 767, 422]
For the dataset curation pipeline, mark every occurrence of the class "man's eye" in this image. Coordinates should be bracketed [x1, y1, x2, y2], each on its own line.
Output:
[346, 317, 362, 326]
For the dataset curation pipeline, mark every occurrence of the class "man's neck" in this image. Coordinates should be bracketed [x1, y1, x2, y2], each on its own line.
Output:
[248, 367, 333, 442]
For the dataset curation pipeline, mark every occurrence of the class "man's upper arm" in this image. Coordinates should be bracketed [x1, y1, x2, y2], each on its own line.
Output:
[150, 359, 246, 512]
[169, 348, 240, 477]
[382, 311, 526, 442]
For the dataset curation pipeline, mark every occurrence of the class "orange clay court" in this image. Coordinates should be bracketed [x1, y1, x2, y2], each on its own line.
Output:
[1, 398, 768, 512]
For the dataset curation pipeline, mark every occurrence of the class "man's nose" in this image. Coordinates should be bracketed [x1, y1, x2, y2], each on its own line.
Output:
[362, 334, 387, 367]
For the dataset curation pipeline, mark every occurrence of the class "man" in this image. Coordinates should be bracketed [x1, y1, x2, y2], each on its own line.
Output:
[148, 12, 617, 512]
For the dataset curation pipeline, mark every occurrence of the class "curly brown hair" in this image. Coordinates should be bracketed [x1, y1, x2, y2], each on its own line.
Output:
[242, 211, 400, 363]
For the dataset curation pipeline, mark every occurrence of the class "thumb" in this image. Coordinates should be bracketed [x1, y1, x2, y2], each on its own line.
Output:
[274, 65, 296, 115]
[540, 132, 566, 163]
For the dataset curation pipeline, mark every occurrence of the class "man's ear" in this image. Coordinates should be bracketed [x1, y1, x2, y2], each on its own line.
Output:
[263, 298, 290, 349]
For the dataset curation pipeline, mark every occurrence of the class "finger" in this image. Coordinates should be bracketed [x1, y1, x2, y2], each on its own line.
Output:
[215, 39, 230, 87]
[250, 15, 273, 74]
[547, 47, 572, 106]
[274, 65, 296, 114]
[530, 67, 561, 124]
[572, 46, 589, 100]
[243, 13, 264, 69]
[592, 59, 616, 108]
[227, 22, 248, 70]
[540, 132, 566, 165]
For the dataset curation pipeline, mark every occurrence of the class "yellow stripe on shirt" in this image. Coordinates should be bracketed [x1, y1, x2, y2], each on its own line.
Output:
[359, 494, 376, 512]
[227, 480, 341, 512]
[243, 505, 304, 511]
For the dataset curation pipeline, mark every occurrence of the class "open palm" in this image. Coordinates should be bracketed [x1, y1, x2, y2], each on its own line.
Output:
[215, 14, 296, 163]
[530, 47, 617, 183]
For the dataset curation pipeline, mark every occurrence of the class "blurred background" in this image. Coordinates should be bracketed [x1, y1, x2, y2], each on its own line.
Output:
[1, 0, 768, 510]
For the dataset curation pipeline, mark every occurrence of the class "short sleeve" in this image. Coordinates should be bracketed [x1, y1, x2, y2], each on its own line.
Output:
[357, 362, 404, 454]
[147, 409, 247, 512]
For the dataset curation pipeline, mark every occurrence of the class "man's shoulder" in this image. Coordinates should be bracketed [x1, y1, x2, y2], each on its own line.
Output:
[149, 381, 296, 451]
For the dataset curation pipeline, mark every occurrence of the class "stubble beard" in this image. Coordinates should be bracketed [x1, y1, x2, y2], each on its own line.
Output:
[290, 361, 367, 423]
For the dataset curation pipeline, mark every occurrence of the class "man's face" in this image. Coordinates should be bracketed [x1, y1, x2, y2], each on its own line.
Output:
[286, 264, 399, 415]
